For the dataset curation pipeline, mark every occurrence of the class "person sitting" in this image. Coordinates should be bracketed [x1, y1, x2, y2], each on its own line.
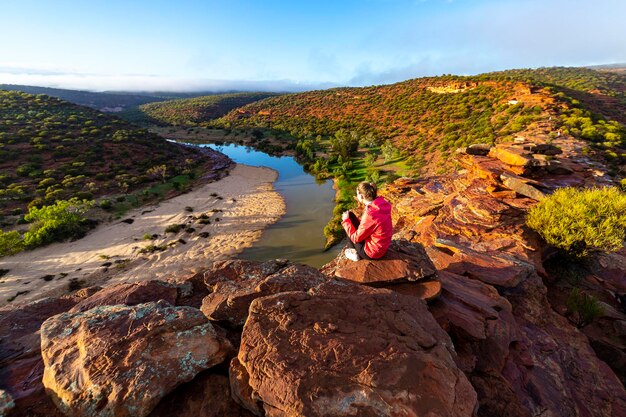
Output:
[341, 181, 393, 262]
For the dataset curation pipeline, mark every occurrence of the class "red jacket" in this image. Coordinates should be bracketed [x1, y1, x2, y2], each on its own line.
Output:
[342, 196, 393, 259]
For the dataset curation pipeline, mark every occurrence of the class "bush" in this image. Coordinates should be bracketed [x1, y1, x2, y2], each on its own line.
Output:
[566, 288, 603, 328]
[0, 230, 24, 257]
[526, 187, 626, 257]
[22, 198, 94, 248]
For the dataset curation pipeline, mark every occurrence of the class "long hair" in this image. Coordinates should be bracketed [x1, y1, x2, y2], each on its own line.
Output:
[357, 182, 377, 201]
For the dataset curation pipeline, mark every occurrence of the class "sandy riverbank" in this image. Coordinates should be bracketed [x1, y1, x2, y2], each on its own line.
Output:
[0, 164, 285, 307]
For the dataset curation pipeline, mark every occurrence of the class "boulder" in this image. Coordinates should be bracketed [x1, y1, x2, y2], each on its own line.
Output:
[236, 280, 477, 417]
[41, 301, 232, 417]
[229, 357, 264, 416]
[148, 372, 255, 417]
[0, 297, 77, 417]
[69, 280, 178, 313]
[321, 239, 438, 285]
[201, 260, 327, 326]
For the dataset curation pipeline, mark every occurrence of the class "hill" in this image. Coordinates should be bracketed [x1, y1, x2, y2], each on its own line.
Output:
[135, 92, 279, 126]
[0, 90, 214, 217]
[0, 84, 187, 112]
[200, 68, 624, 185]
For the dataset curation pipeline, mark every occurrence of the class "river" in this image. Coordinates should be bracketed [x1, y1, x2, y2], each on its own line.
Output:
[201, 143, 342, 267]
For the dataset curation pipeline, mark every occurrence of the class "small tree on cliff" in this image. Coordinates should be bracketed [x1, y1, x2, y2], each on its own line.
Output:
[526, 186, 626, 257]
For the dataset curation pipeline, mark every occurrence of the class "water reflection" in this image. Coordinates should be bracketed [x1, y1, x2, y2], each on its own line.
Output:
[200, 143, 341, 267]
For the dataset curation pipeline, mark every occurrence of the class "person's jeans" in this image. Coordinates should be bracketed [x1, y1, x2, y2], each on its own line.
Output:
[346, 211, 373, 260]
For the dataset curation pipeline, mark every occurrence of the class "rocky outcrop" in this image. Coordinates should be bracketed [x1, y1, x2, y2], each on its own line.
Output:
[321, 239, 437, 285]
[41, 301, 232, 417]
[200, 259, 327, 326]
[380, 135, 626, 416]
[235, 280, 477, 416]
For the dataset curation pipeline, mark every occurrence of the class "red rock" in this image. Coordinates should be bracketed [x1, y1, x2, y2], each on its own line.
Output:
[229, 357, 264, 416]
[489, 145, 535, 167]
[426, 239, 533, 288]
[500, 172, 547, 201]
[201, 260, 327, 326]
[382, 279, 442, 302]
[0, 297, 77, 417]
[321, 239, 438, 285]
[148, 371, 255, 417]
[41, 301, 233, 417]
[69, 280, 178, 313]
[236, 280, 477, 416]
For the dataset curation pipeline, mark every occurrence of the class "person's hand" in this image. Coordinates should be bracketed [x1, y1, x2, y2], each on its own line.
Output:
[341, 211, 350, 221]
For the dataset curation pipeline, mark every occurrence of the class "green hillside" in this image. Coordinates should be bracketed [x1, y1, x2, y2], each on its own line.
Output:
[0, 90, 207, 217]
[137, 92, 278, 126]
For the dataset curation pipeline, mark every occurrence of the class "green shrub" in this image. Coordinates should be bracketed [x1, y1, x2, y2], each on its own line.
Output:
[566, 288, 603, 328]
[526, 187, 626, 257]
[164, 223, 184, 234]
[0, 230, 24, 256]
[22, 199, 94, 248]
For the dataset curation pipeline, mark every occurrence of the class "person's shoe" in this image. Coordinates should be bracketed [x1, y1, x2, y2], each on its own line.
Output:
[345, 248, 360, 262]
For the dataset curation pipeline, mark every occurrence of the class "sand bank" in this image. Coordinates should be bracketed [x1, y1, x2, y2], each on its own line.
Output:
[0, 164, 285, 307]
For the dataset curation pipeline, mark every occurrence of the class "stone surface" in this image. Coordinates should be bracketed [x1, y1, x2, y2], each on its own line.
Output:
[467, 143, 492, 155]
[229, 357, 264, 416]
[41, 301, 232, 417]
[488, 145, 535, 167]
[236, 280, 477, 417]
[426, 239, 534, 288]
[201, 260, 327, 326]
[69, 280, 178, 313]
[148, 371, 255, 417]
[0, 297, 77, 417]
[321, 239, 438, 285]
[500, 172, 547, 201]
[382, 279, 442, 302]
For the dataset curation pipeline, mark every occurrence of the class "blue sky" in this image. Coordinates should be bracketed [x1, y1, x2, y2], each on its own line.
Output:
[1, 0, 625, 91]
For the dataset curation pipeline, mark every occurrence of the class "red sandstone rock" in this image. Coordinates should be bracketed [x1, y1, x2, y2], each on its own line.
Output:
[321, 239, 437, 285]
[0, 297, 77, 417]
[236, 280, 477, 417]
[229, 357, 264, 416]
[200, 260, 327, 326]
[426, 239, 533, 288]
[148, 371, 255, 417]
[500, 172, 547, 200]
[41, 301, 233, 417]
[69, 280, 178, 313]
[382, 279, 442, 301]
[489, 144, 535, 167]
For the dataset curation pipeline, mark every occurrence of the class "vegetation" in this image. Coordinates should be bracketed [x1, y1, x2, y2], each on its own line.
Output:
[0, 198, 94, 256]
[566, 288, 604, 328]
[137, 92, 277, 126]
[0, 90, 205, 216]
[526, 187, 626, 257]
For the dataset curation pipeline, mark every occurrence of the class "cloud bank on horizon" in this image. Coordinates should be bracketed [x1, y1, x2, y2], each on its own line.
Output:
[1, 0, 624, 92]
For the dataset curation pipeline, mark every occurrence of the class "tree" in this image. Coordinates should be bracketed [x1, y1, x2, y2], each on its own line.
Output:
[23, 198, 94, 248]
[329, 129, 359, 159]
[381, 140, 396, 162]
